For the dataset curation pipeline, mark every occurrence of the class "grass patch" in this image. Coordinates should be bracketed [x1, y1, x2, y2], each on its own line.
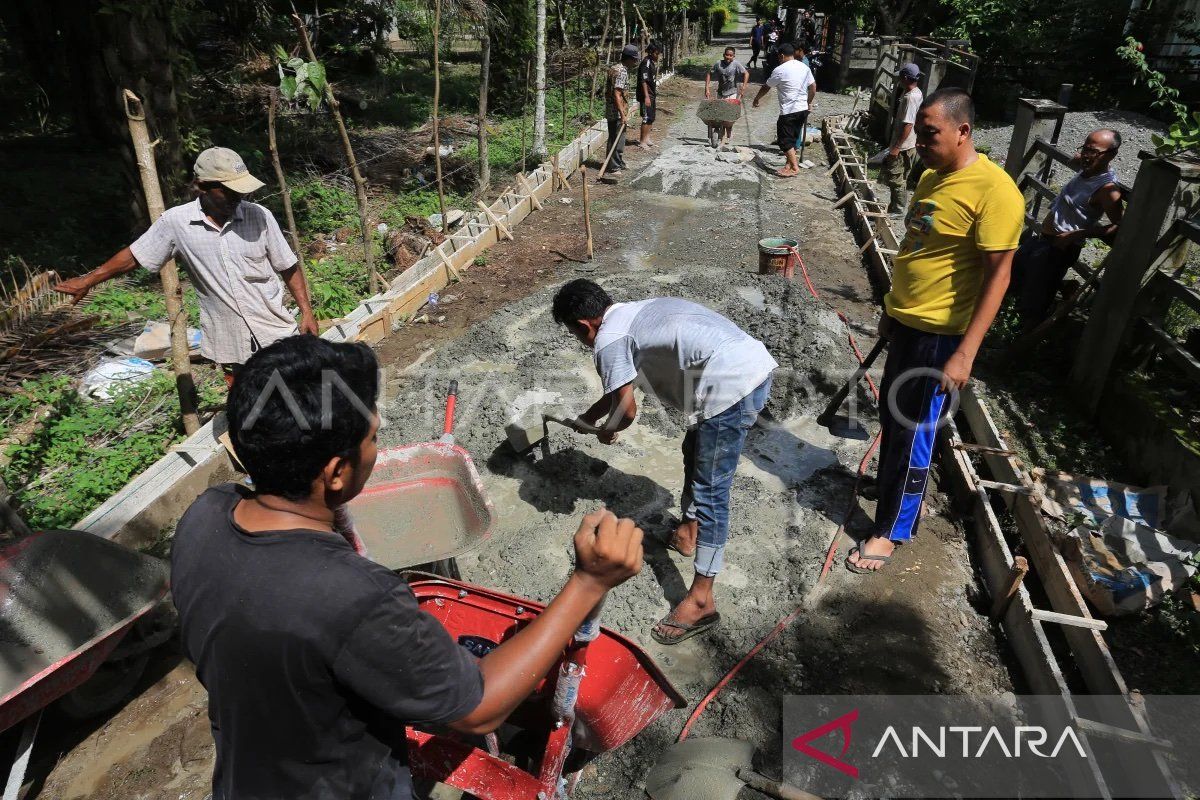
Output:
[0, 371, 226, 530]
[82, 271, 202, 329]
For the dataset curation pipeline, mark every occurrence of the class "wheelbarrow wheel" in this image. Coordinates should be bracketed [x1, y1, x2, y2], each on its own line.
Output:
[57, 654, 149, 720]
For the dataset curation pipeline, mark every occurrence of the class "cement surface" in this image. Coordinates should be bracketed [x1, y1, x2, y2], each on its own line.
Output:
[375, 15, 1012, 795]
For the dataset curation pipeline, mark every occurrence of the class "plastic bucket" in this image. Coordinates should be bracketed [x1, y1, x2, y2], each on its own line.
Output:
[758, 237, 798, 279]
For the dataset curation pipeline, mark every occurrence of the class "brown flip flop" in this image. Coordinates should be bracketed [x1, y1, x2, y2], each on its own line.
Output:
[651, 612, 721, 645]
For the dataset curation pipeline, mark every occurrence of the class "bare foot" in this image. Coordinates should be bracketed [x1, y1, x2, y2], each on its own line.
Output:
[652, 592, 717, 642]
[669, 519, 698, 556]
[776, 167, 799, 177]
[847, 537, 895, 572]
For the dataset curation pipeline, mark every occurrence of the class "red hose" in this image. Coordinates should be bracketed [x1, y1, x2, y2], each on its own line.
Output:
[676, 245, 884, 742]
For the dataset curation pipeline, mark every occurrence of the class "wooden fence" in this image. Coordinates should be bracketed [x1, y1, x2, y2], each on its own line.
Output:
[867, 36, 980, 139]
[1004, 97, 1200, 500]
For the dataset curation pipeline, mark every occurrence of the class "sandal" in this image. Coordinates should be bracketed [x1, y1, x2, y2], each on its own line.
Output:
[665, 534, 696, 558]
[650, 612, 721, 645]
[845, 544, 893, 574]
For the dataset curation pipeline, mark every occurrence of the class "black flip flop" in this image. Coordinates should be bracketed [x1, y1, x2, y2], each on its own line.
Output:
[845, 544, 893, 574]
[650, 612, 721, 645]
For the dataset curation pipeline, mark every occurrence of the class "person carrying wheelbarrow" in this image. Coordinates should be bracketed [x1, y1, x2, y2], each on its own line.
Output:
[552, 279, 777, 646]
[170, 334, 644, 800]
[704, 46, 750, 149]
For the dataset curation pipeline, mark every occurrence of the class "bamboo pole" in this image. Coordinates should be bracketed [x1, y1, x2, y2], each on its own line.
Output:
[432, 0, 448, 233]
[267, 89, 302, 257]
[561, 51, 568, 139]
[290, 12, 385, 295]
[581, 165, 593, 259]
[521, 60, 531, 173]
[589, 1, 611, 118]
[122, 89, 199, 436]
[478, 33, 491, 191]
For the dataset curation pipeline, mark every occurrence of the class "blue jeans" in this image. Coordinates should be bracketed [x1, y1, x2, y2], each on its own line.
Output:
[681, 377, 772, 577]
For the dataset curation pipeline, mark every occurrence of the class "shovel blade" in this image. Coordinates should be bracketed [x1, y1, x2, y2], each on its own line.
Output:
[645, 737, 757, 800]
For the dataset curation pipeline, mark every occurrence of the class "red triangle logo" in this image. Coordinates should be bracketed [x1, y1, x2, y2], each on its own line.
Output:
[791, 708, 859, 778]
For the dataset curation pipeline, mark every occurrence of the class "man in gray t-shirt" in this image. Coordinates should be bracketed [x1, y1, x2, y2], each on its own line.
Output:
[703, 47, 750, 148]
[552, 279, 778, 646]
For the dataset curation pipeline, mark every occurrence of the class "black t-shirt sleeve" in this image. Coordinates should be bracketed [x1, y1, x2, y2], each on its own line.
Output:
[332, 581, 484, 728]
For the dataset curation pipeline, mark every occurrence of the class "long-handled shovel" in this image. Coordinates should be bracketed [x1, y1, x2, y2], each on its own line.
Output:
[816, 337, 886, 439]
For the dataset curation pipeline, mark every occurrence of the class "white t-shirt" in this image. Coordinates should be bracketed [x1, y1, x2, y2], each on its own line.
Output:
[593, 298, 778, 424]
[766, 59, 816, 115]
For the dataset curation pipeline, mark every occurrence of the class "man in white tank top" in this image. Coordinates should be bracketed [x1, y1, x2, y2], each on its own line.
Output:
[1010, 128, 1125, 332]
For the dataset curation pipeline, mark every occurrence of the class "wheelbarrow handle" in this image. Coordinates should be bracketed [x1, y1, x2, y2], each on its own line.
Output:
[443, 381, 458, 438]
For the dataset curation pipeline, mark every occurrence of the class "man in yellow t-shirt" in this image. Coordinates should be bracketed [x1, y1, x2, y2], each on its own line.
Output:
[848, 88, 1024, 574]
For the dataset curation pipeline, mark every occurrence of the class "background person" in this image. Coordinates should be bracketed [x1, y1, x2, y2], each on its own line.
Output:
[603, 44, 640, 179]
[750, 17, 765, 68]
[752, 43, 817, 177]
[551, 279, 777, 646]
[704, 46, 750, 148]
[1009, 129, 1123, 332]
[883, 63, 924, 214]
[635, 42, 662, 148]
[848, 89, 1024, 574]
[55, 147, 318, 383]
[171, 335, 644, 799]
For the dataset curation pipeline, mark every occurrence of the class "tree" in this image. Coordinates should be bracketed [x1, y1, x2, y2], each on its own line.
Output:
[488, 0, 535, 106]
[534, 0, 548, 158]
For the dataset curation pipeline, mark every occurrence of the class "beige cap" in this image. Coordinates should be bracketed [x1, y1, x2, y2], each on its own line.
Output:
[193, 147, 265, 194]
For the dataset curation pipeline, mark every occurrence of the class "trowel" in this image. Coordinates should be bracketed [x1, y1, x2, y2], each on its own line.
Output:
[645, 737, 820, 800]
[504, 408, 604, 453]
[816, 337, 886, 440]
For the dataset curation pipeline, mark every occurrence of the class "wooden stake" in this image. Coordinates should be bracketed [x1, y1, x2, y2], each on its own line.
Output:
[989, 555, 1029, 622]
[267, 89, 302, 257]
[516, 174, 543, 211]
[122, 89, 199, 436]
[431, 0, 448, 234]
[581, 164, 594, 260]
[291, 13, 383, 295]
[476, 201, 514, 240]
[435, 246, 464, 282]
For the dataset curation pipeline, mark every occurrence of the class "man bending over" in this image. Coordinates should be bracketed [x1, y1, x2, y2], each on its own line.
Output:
[552, 279, 776, 645]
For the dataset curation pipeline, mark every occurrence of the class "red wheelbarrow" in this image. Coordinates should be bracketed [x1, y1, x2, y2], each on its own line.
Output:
[404, 575, 686, 799]
[0, 504, 170, 793]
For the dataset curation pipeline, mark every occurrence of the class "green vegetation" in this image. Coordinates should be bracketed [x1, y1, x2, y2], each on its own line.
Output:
[82, 273, 202, 329]
[0, 371, 225, 529]
[1117, 37, 1200, 156]
[305, 254, 375, 319]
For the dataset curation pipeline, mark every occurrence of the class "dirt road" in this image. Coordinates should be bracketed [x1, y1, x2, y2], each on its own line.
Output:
[27, 10, 1012, 800]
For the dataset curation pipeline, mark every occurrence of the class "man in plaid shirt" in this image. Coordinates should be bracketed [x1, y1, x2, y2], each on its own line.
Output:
[57, 147, 318, 381]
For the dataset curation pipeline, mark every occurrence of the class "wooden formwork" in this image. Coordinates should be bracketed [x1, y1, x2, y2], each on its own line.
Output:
[941, 387, 1179, 799]
[75, 77, 671, 548]
[817, 107, 1178, 797]
[821, 113, 903, 292]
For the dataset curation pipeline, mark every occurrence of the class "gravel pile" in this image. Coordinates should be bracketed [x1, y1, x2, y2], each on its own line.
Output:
[975, 109, 1166, 186]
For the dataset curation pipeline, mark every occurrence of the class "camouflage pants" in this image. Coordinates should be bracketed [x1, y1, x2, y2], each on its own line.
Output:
[882, 148, 918, 213]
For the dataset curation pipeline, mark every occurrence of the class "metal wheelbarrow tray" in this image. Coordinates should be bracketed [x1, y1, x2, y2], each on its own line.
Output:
[0, 528, 169, 732]
[404, 576, 686, 799]
[349, 381, 495, 571]
[350, 441, 495, 569]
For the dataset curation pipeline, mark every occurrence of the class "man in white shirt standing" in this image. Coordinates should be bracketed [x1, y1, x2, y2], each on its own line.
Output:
[883, 62, 924, 214]
[552, 279, 778, 645]
[56, 147, 318, 383]
[753, 43, 817, 177]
